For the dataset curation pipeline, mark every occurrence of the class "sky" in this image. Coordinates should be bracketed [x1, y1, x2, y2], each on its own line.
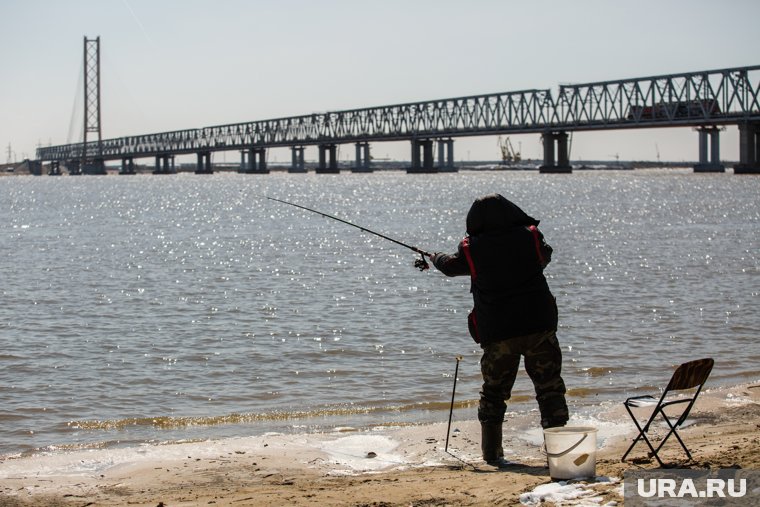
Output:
[2, 0, 759, 164]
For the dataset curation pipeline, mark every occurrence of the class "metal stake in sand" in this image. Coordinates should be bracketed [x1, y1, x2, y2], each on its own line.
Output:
[445, 355, 463, 453]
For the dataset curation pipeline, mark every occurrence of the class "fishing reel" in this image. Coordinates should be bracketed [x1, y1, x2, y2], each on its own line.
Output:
[414, 253, 430, 271]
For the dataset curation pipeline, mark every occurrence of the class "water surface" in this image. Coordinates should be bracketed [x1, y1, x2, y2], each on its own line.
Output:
[1, 169, 758, 455]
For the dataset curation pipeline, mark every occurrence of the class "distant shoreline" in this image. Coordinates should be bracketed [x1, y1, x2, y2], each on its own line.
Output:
[0, 159, 719, 176]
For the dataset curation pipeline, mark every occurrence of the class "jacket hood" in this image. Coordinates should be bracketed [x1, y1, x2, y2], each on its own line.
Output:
[466, 194, 539, 235]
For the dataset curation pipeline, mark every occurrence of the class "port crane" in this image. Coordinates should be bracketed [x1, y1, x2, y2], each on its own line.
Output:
[498, 136, 521, 163]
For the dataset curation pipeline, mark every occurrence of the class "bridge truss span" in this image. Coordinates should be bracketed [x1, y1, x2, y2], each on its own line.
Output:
[36, 65, 760, 174]
[555, 65, 760, 130]
[320, 88, 557, 140]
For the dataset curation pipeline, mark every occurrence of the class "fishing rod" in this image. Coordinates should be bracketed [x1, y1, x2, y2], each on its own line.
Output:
[265, 196, 431, 271]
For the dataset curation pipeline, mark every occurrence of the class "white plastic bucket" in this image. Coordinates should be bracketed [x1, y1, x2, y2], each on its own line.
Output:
[543, 426, 598, 480]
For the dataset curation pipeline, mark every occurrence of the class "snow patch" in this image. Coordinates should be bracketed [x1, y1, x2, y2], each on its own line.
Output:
[520, 476, 621, 506]
[319, 434, 405, 473]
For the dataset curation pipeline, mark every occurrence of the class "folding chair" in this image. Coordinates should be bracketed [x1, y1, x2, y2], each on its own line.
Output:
[622, 357, 714, 467]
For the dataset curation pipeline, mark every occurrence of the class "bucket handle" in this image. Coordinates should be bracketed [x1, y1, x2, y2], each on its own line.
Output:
[543, 432, 588, 459]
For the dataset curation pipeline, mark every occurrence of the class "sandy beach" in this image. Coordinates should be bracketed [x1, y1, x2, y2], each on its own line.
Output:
[1, 383, 758, 506]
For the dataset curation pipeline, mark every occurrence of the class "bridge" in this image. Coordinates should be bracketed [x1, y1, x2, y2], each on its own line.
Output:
[36, 64, 760, 175]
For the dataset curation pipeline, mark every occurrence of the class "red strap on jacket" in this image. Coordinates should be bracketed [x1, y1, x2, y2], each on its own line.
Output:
[528, 225, 545, 266]
[461, 236, 477, 281]
[461, 236, 480, 343]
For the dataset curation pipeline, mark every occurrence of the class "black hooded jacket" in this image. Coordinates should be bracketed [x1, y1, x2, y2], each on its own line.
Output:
[432, 194, 557, 344]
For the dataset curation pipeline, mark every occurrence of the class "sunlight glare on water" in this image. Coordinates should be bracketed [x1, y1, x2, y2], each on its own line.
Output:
[0, 169, 758, 455]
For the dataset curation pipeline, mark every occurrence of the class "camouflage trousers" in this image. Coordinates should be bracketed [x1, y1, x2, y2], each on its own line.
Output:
[478, 328, 569, 428]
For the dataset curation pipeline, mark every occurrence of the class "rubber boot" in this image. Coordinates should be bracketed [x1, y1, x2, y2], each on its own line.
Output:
[480, 423, 504, 464]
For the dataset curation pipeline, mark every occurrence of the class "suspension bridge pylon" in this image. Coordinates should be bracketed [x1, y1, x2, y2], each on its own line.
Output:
[80, 36, 105, 175]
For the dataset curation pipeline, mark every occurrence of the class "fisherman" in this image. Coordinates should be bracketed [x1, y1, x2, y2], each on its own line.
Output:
[430, 194, 568, 465]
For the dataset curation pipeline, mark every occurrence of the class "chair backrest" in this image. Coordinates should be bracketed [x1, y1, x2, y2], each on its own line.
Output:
[665, 358, 714, 392]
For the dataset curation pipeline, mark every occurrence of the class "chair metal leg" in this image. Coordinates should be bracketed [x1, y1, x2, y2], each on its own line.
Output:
[622, 402, 661, 463]
[654, 416, 693, 462]
[621, 358, 713, 467]
[627, 407, 693, 467]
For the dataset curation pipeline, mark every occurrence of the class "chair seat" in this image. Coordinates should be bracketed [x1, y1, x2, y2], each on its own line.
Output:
[625, 396, 658, 408]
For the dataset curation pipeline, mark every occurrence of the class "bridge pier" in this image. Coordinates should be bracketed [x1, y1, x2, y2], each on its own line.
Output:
[352, 142, 372, 172]
[734, 122, 760, 174]
[317, 144, 339, 173]
[290, 146, 306, 173]
[539, 132, 572, 173]
[66, 160, 82, 176]
[48, 160, 62, 176]
[120, 157, 136, 175]
[437, 138, 457, 172]
[68, 160, 83, 175]
[240, 148, 269, 174]
[239, 151, 248, 173]
[408, 139, 437, 173]
[195, 152, 212, 174]
[153, 154, 176, 174]
[694, 126, 725, 172]
[82, 159, 106, 175]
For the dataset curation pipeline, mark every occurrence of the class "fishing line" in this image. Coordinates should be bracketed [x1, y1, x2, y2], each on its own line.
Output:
[265, 196, 431, 271]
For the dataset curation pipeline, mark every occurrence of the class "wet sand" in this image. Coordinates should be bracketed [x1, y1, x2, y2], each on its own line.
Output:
[1, 383, 758, 506]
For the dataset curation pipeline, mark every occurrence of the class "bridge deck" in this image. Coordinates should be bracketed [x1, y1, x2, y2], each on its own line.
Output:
[37, 65, 760, 162]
